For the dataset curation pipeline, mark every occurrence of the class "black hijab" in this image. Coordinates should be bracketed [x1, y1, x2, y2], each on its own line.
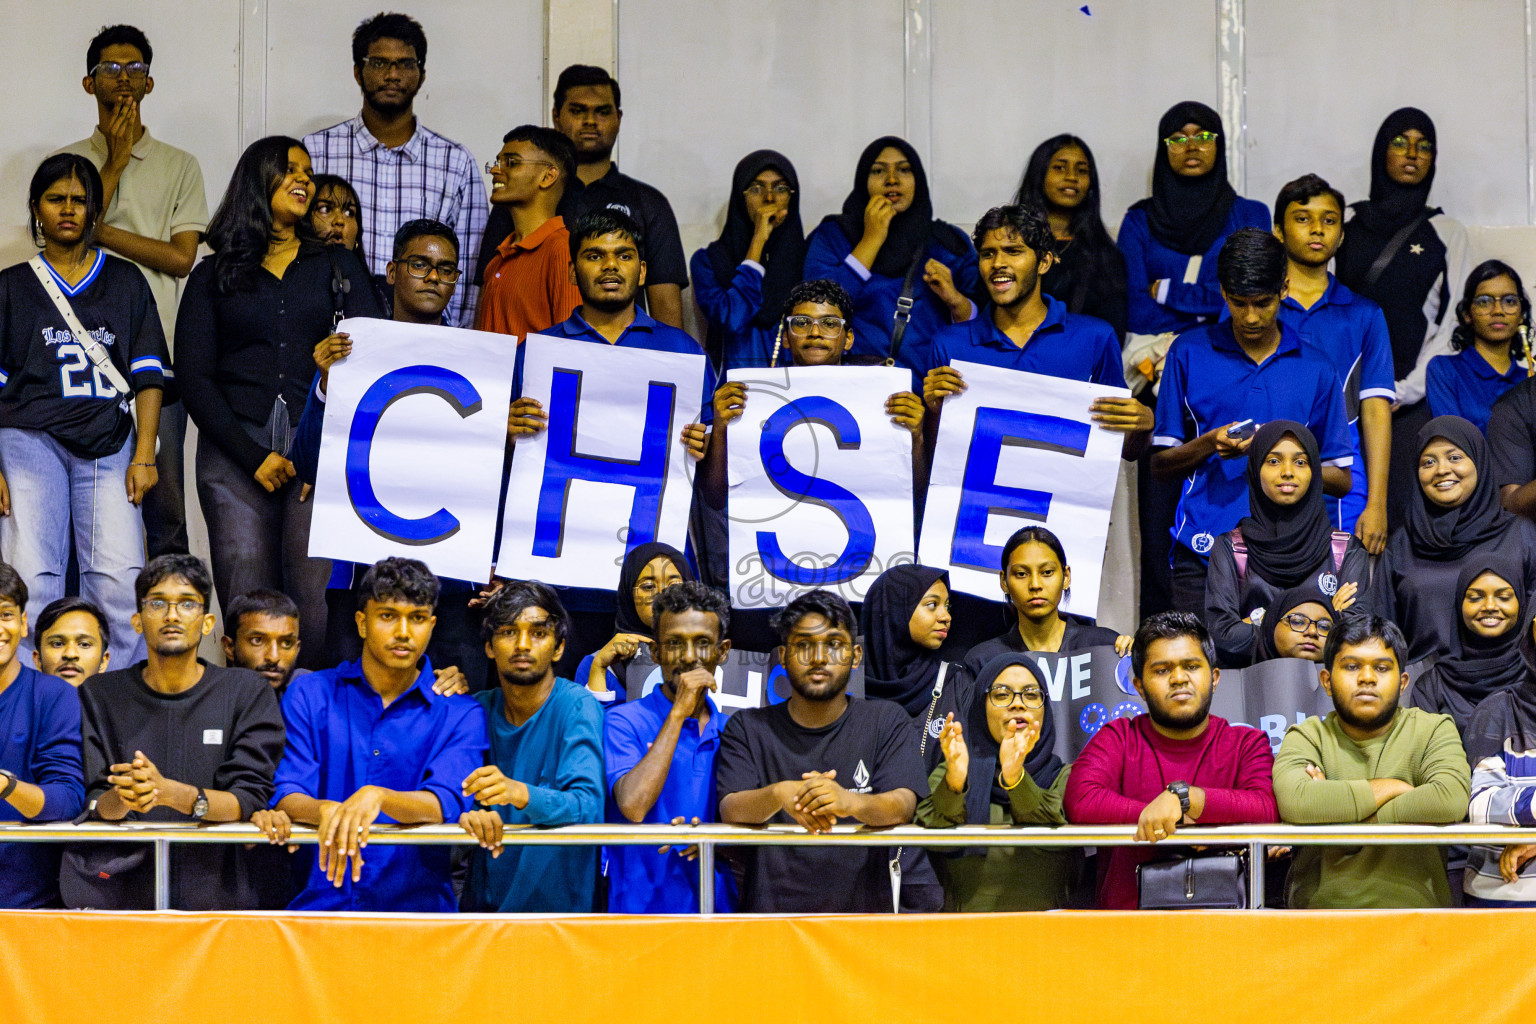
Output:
[1406, 416, 1514, 561]
[1237, 421, 1334, 589]
[706, 150, 806, 329]
[963, 653, 1064, 825]
[860, 564, 948, 716]
[1254, 578, 1335, 663]
[613, 542, 694, 639]
[1351, 107, 1438, 237]
[1415, 560, 1530, 725]
[830, 136, 965, 277]
[1131, 101, 1237, 256]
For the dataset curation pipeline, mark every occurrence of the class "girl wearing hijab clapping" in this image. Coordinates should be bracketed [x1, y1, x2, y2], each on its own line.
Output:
[690, 150, 805, 370]
[1372, 416, 1536, 664]
[916, 653, 1075, 911]
[804, 136, 979, 382]
[1205, 421, 1368, 667]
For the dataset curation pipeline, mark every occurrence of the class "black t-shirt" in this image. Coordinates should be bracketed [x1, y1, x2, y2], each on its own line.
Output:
[1489, 376, 1536, 489]
[715, 696, 928, 913]
[0, 252, 168, 458]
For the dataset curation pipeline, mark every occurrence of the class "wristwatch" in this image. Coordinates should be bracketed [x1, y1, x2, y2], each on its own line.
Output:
[1166, 780, 1191, 817]
[191, 787, 209, 820]
[0, 769, 17, 802]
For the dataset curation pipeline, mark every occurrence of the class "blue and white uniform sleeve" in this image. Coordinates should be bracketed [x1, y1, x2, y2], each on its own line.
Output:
[1311, 370, 1356, 468]
[1358, 305, 1396, 403]
[1468, 753, 1536, 825]
[1151, 340, 1190, 449]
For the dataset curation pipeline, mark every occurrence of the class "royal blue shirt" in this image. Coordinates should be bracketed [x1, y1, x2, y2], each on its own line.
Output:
[1117, 198, 1272, 336]
[1427, 347, 1526, 434]
[460, 680, 605, 913]
[803, 220, 980, 386]
[274, 658, 488, 912]
[603, 687, 736, 913]
[0, 666, 84, 908]
[514, 306, 716, 418]
[1276, 275, 1395, 531]
[1153, 321, 1353, 557]
[923, 295, 1127, 388]
[689, 250, 776, 370]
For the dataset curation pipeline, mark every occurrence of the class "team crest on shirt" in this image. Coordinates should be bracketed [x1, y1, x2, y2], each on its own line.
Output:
[1191, 532, 1215, 555]
[852, 759, 871, 792]
[926, 717, 944, 740]
[1317, 572, 1339, 596]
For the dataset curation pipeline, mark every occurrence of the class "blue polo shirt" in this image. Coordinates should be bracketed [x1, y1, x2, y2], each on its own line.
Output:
[1427, 347, 1527, 434]
[603, 687, 736, 914]
[924, 295, 1127, 388]
[274, 658, 488, 913]
[1277, 275, 1395, 531]
[1153, 321, 1353, 558]
[0, 666, 84, 909]
[514, 306, 716, 418]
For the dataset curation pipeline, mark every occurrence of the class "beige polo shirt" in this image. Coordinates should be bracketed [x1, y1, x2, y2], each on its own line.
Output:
[57, 126, 209, 347]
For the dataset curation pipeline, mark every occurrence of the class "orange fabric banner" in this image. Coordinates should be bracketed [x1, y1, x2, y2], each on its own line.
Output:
[2, 909, 1532, 1023]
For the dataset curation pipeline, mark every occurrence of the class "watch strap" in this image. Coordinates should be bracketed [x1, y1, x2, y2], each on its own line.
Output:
[0, 769, 17, 802]
[191, 786, 209, 819]
[1167, 780, 1191, 816]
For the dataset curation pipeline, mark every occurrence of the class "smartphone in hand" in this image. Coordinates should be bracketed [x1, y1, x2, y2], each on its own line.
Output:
[1228, 418, 1258, 441]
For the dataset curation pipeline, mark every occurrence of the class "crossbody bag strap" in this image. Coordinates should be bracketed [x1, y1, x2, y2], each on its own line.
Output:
[884, 245, 929, 367]
[27, 255, 131, 395]
[1361, 211, 1432, 289]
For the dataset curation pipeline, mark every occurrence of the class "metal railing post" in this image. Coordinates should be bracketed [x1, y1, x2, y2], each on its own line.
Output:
[697, 838, 715, 916]
[153, 838, 171, 910]
[1248, 841, 1265, 909]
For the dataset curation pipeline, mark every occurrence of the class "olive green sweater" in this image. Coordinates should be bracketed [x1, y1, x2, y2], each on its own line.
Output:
[1273, 707, 1470, 908]
[916, 762, 1076, 912]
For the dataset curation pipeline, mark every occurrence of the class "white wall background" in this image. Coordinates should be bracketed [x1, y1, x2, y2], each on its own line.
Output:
[5, 0, 1536, 638]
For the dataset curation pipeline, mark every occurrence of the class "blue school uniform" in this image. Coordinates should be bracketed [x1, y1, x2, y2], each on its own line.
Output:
[689, 250, 776, 370]
[1427, 347, 1527, 434]
[1117, 198, 1271, 336]
[924, 295, 1126, 387]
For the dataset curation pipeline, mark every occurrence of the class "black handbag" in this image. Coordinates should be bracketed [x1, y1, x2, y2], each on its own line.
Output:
[1136, 849, 1248, 909]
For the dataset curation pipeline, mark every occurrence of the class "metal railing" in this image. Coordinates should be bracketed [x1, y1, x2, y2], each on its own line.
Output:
[4, 821, 1533, 913]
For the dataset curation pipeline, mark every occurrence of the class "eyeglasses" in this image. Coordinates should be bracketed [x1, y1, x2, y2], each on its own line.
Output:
[484, 156, 555, 175]
[1163, 131, 1218, 149]
[785, 315, 847, 336]
[1281, 612, 1333, 637]
[633, 579, 680, 597]
[312, 200, 358, 221]
[399, 256, 462, 282]
[91, 61, 150, 81]
[360, 56, 419, 74]
[1470, 295, 1522, 314]
[142, 598, 205, 617]
[1387, 135, 1434, 155]
[660, 638, 718, 658]
[987, 685, 1045, 709]
[787, 638, 853, 662]
[744, 183, 794, 198]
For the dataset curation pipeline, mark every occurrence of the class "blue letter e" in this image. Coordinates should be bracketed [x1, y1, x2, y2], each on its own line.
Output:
[951, 407, 1089, 572]
[346, 365, 482, 544]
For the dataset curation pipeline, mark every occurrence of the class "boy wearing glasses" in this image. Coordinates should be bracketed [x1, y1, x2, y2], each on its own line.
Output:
[60, 24, 209, 560]
[1273, 616, 1469, 908]
[1063, 611, 1277, 909]
[457, 581, 604, 913]
[67, 555, 284, 909]
[604, 581, 737, 913]
[304, 13, 488, 328]
[716, 589, 927, 912]
[476, 126, 582, 340]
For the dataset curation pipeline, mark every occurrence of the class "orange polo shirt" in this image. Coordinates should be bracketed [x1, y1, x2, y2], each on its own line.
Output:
[475, 214, 582, 339]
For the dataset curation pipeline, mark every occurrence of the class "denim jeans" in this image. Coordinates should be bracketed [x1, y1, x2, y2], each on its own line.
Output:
[0, 427, 145, 668]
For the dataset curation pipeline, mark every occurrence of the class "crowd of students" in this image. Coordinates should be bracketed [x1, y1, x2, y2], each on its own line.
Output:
[1, 14, 1536, 914]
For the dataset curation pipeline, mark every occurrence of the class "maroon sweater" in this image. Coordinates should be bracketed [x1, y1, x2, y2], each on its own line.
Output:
[1063, 715, 1277, 909]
